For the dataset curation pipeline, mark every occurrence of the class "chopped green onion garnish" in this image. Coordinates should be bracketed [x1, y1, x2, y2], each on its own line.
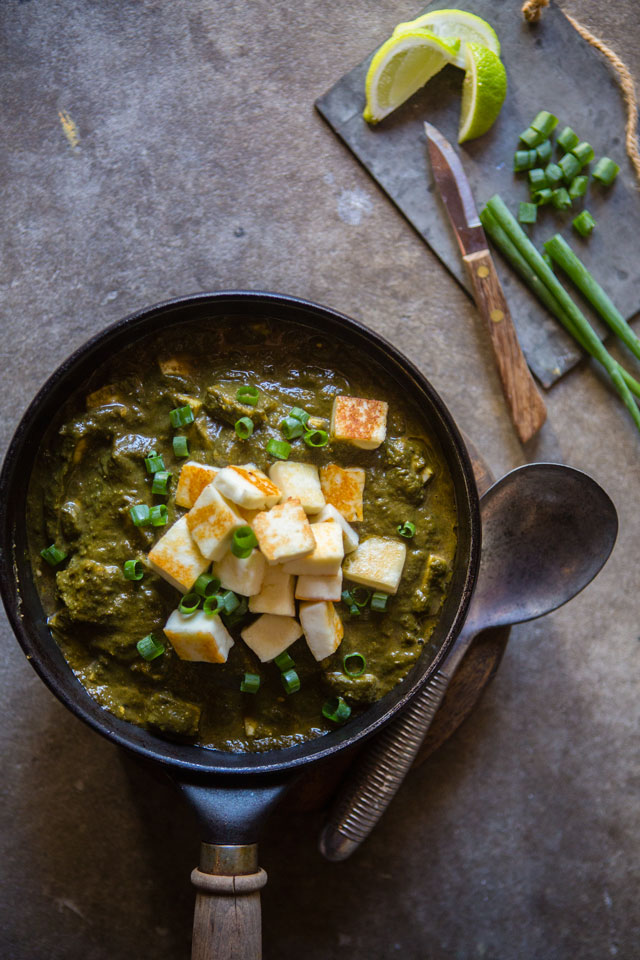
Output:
[194, 573, 221, 598]
[343, 652, 367, 677]
[123, 559, 144, 580]
[222, 595, 248, 628]
[266, 438, 291, 460]
[568, 175, 588, 199]
[137, 634, 165, 661]
[173, 435, 189, 458]
[236, 385, 260, 406]
[519, 126, 545, 148]
[530, 111, 558, 137]
[303, 428, 329, 448]
[130, 503, 151, 526]
[281, 669, 300, 695]
[150, 504, 168, 526]
[528, 168, 548, 190]
[349, 604, 360, 617]
[240, 672, 261, 693]
[341, 589, 354, 605]
[558, 153, 581, 183]
[351, 587, 371, 608]
[231, 525, 258, 558]
[144, 452, 165, 474]
[533, 188, 553, 206]
[397, 520, 416, 538]
[169, 405, 195, 428]
[151, 470, 172, 496]
[322, 696, 351, 724]
[544, 162, 563, 187]
[289, 406, 310, 425]
[518, 201, 537, 224]
[235, 416, 254, 439]
[556, 126, 579, 152]
[280, 416, 304, 440]
[274, 651, 295, 672]
[572, 209, 596, 237]
[203, 594, 224, 615]
[178, 592, 201, 615]
[219, 590, 240, 615]
[592, 157, 619, 186]
[535, 139, 552, 164]
[41, 544, 67, 566]
[513, 149, 537, 172]
[571, 141, 594, 166]
[551, 187, 572, 210]
[370, 591, 389, 612]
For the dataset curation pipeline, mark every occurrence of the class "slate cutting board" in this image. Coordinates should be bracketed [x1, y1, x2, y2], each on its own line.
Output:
[316, 0, 640, 387]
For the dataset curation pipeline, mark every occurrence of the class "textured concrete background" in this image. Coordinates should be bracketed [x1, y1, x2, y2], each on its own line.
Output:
[1, 1, 638, 958]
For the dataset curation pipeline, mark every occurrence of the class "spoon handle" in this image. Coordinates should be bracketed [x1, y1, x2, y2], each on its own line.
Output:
[319, 633, 473, 862]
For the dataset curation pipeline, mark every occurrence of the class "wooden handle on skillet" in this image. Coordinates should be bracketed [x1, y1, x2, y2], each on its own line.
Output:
[191, 843, 267, 960]
[463, 248, 547, 444]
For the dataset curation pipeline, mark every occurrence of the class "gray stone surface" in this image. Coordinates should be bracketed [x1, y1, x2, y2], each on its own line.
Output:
[1, 1, 638, 958]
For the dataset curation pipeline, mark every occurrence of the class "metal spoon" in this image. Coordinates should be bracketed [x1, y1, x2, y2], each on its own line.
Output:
[319, 462, 618, 861]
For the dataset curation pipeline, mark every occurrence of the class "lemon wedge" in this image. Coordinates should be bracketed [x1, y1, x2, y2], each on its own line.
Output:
[393, 9, 500, 69]
[363, 30, 460, 124]
[458, 42, 507, 143]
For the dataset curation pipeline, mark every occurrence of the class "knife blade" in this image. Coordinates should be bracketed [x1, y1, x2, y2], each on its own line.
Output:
[424, 121, 547, 444]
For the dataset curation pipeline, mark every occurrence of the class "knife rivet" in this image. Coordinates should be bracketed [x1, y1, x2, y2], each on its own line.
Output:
[491, 309, 504, 324]
[477, 265, 490, 278]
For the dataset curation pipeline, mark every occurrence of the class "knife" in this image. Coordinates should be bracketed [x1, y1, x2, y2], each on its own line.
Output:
[424, 121, 547, 444]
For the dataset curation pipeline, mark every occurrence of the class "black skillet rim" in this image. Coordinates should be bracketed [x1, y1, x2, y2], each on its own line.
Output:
[0, 290, 480, 776]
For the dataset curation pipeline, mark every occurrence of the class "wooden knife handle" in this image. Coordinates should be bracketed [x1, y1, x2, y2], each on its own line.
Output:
[463, 248, 547, 443]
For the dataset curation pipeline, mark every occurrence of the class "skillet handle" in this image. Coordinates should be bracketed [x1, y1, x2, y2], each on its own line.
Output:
[191, 843, 266, 960]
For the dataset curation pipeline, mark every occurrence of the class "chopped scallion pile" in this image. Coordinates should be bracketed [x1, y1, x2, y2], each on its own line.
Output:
[568, 175, 588, 199]
[536, 139, 552, 164]
[592, 157, 619, 186]
[572, 210, 596, 237]
[530, 110, 558, 137]
[556, 126, 579, 152]
[551, 187, 571, 210]
[513, 149, 537, 172]
[544, 162, 562, 187]
[571, 141, 595, 166]
[558, 153, 580, 182]
[519, 126, 545, 148]
[289, 406, 310, 424]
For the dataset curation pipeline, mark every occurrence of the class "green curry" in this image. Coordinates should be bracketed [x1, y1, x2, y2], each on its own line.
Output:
[27, 317, 458, 751]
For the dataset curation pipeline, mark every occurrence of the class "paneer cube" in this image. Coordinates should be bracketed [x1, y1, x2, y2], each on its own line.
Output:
[175, 461, 219, 509]
[313, 503, 359, 554]
[213, 465, 281, 510]
[342, 536, 407, 594]
[252, 497, 315, 565]
[281, 521, 344, 576]
[249, 566, 296, 617]
[186, 484, 245, 561]
[319, 464, 365, 521]
[148, 516, 210, 592]
[240, 614, 303, 662]
[331, 395, 388, 450]
[299, 601, 344, 661]
[163, 609, 234, 663]
[268, 461, 325, 514]
[213, 549, 266, 597]
[295, 570, 343, 602]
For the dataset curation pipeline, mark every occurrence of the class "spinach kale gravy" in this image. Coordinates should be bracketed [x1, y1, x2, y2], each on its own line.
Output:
[27, 317, 458, 752]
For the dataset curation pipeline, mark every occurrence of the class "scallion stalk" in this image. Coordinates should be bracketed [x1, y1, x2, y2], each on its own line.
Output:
[544, 234, 640, 363]
[484, 196, 640, 431]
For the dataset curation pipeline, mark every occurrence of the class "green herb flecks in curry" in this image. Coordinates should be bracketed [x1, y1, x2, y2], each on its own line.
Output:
[27, 318, 458, 752]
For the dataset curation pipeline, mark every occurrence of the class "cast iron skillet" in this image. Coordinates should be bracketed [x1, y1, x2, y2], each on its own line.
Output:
[0, 291, 480, 959]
